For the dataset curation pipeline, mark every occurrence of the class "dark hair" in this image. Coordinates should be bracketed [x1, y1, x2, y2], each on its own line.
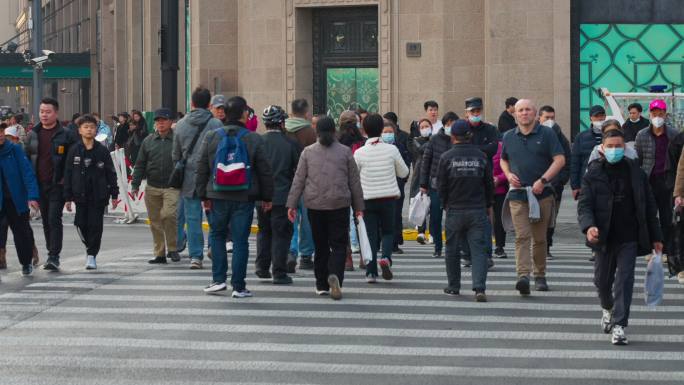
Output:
[505, 97, 519, 108]
[291, 98, 309, 115]
[363, 113, 384, 138]
[40, 97, 59, 111]
[71, 113, 81, 122]
[627, 103, 643, 113]
[383, 119, 398, 134]
[226, 96, 248, 121]
[91, 112, 100, 118]
[191, 86, 211, 109]
[14, 114, 23, 123]
[316, 116, 336, 146]
[0, 123, 7, 130]
[418, 118, 432, 129]
[602, 127, 625, 141]
[539, 105, 555, 115]
[601, 119, 622, 133]
[76, 114, 98, 127]
[424, 100, 439, 111]
[383, 111, 398, 125]
[441, 111, 459, 126]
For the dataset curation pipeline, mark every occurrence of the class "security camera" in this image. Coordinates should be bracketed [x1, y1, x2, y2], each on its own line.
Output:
[42, 49, 55, 56]
[30, 55, 50, 65]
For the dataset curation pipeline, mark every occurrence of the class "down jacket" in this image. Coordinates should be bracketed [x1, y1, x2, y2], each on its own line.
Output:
[354, 137, 409, 200]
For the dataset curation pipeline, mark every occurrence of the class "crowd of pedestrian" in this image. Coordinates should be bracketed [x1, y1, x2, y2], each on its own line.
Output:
[1, 87, 684, 347]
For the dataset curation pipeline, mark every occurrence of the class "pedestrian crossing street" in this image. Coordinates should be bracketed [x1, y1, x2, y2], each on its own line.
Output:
[1, 240, 683, 385]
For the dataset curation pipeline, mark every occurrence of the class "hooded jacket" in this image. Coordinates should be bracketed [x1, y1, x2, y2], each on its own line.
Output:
[172, 108, 224, 198]
[0, 141, 39, 214]
[285, 117, 317, 149]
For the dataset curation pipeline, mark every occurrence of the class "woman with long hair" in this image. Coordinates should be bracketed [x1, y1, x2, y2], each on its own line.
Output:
[286, 116, 364, 300]
[126, 110, 149, 164]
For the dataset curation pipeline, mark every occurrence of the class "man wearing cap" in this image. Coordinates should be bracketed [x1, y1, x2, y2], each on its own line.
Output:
[635, 99, 679, 255]
[172, 87, 224, 269]
[497, 97, 518, 134]
[132, 108, 180, 264]
[500, 99, 565, 295]
[210, 94, 227, 124]
[25, 97, 78, 272]
[437, 119, 493, 302]
[571, 105, 606, 201]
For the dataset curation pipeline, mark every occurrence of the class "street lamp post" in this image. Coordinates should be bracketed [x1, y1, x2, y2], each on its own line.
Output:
[31, 0, 43, 122]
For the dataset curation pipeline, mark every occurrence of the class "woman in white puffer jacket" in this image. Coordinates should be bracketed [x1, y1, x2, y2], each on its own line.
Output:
[354, 113, 409, 283]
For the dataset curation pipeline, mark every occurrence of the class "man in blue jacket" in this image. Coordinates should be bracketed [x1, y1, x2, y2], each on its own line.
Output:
[0, 123, 40, 276]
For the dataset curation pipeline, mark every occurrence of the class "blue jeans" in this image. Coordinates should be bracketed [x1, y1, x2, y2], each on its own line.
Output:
[429, 189, 443, 253]
[289, 198, 314, 257]
[183, 197, 205, 260]
[177, 198, 186, 249]
[445, 208, 488, 291]
[349, 208, 359, 249]
[208, 199, 255, 290]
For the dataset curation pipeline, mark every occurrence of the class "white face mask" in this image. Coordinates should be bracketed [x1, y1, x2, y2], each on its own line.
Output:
[541, 119, 555, 128]
[629, 117, 640, 123]
[420, 128, 431, 137]
[651, 116, 665, 128]
[592, 121, 604, 133]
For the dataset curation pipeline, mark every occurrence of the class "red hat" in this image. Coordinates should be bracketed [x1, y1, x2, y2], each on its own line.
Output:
[649, 99, 667, 112]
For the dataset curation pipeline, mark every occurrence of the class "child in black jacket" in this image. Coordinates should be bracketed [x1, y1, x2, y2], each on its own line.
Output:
[64, 115, 119, 270]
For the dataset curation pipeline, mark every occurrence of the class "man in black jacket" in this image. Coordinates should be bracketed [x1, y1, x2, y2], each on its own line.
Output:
[25, 97, 78, 271]
[539, 105, 571, 260]
[419, 112, 457, 258]
[621, 103, 649, 142]
[578, 129, 662, 346]
[64, 115, 119, 270]
[497, 97, 518, 135]
[437, 120, 493, 302]
[255, 105, 300, 284]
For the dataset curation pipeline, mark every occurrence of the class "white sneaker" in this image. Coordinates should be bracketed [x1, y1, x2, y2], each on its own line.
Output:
[203, 281, 227, 293]
[427, 235, 434, 244]
[315, 289, 329, 296]
[601, 308, 613, 334]
[226, 241, 234, 253]
[85, 255, 97, 270]
[611, 325, 628, 345]
[678, 271, 684, 285]
[232, 289, 253, 298]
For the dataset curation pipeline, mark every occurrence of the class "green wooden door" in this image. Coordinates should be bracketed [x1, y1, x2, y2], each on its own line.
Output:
[326, 67, 379, 120]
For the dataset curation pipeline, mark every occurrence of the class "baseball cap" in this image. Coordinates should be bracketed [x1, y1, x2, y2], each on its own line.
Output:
[153, 108, 173, 121]
[451, 119, 470, 136]
[649, 99, 667, 112]
[4, 125, 18, 138]
[589, 105, 606, 117]
[211, 94, 226, 108]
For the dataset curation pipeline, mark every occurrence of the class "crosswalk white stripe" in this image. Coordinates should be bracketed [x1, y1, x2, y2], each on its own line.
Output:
[12, 291, 683, 312]
[9, 306, 681, 326]
[0, 356, 682, 381]
[2, 336, 684, 361]
[12, 320, 684, 343]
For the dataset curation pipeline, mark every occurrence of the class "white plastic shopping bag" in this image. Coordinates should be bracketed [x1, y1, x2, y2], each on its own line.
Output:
[408, 191, 431, 227]
[356, 215, 373, 265]
[644, 250, 665, 307]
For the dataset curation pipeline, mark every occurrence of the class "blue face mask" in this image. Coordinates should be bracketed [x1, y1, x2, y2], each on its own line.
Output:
[443, 125, 451, 135]
[469, 115, 482, 124]
[381, 133, 395, 144]
[604, 147, 624, 164]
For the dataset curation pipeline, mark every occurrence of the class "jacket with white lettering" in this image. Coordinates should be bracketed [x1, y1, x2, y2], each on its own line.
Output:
[436, 143, 493, 210]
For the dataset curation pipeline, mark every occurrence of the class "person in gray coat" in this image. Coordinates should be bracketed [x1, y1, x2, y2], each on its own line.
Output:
[286, 116, 364, 301]
[172, 87, 224, 269]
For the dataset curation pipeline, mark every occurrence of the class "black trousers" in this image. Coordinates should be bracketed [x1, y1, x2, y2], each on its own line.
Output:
[393, 178, 406, 247]
[255, 205, 293, 277]
[594, 242, 637, 327]
[39, 183, 65, 260]
[308, 207, 349, 291]
[493, 194, 507, 249]
[0, 199, 35, 267]
[650, 177, 672, 254]
[74, 202, 106, 257]
[546, 185, 564, 249]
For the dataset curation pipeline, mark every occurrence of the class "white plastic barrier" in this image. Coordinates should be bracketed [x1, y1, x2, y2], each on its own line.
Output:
[107, 148, 146, 221]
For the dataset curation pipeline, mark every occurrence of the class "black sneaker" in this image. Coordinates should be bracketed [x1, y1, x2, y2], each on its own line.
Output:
[379, 258, 393, 280]
[432, 250, 442, 259]
[516, 276, 531, 295]
[272, 275, 293, 285]
[462, 258, 472, 268]
[42, 258, 60, 272]
[148, 256, 167, 264]
[22, 264, 33, 276]
[393, 246, 404, 254]
[475, 290, 487, 302]
[167, 251, 181, 262]
[299, 256, 314, 270]
[255, 270, 272, 279]
[443, 288, 459, 296]
[494, 247, 507, 259]
[286, 254, 297, 274]
[535, 276, 549, 291]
